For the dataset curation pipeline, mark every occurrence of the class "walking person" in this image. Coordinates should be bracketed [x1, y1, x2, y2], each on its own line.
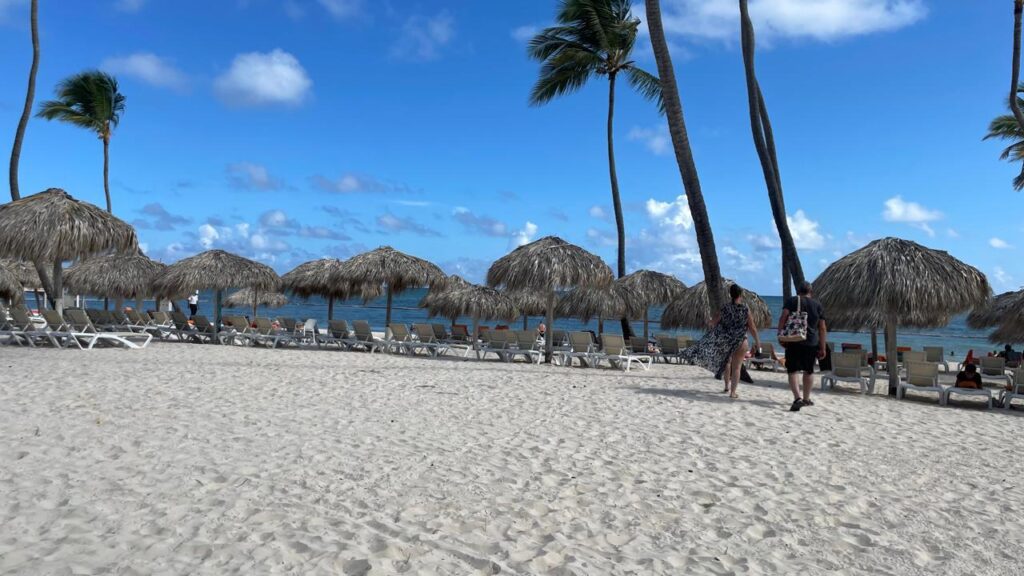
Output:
[188, 290, 199, 317]
[778, 282, 827, 412]
[681, 284, 762, 399]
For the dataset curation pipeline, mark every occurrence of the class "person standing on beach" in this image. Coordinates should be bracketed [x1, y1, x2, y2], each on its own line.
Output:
[680, 284, 762, 399]
[778, 282, 827, 412]
[188, 291, 199, 317]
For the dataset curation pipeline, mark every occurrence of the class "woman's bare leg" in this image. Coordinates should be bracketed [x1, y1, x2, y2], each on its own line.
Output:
[729, 340, 749, 398]
[722, 360, 731, 392]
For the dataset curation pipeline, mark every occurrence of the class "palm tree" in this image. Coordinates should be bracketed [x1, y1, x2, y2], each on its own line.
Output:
[37, 71, 126, 213]
[985, 83, 1024, 189]
[528, 0, 662, 337]
[9, 0, 39, 202]
[643, 0, 724, 312]
[738, 0, 804, 297]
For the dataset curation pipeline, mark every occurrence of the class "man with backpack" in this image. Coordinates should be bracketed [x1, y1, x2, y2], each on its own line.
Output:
[778, 282, 827, 412]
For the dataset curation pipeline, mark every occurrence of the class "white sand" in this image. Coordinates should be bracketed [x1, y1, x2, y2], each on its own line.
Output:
[1, 343, 1022, 575]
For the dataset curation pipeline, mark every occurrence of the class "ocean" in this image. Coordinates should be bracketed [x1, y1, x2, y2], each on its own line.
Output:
[66, 289, 1001, 360]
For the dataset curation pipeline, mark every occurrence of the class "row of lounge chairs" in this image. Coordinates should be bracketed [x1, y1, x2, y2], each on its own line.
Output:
[0, 305, 153, 349]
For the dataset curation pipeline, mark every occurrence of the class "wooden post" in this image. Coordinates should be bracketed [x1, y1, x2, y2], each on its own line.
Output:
[52, 261, 63, 316]
[643, 309, 650, 342]
[214, 289, 223, 343]
[885, 313, 898, 394]
[327, 296, 335, 321]
[545, 290, 556, 364]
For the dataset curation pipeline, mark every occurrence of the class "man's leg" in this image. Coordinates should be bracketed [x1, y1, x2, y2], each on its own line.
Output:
[788, 369, 802, 400]
[802, 371, 814, 402]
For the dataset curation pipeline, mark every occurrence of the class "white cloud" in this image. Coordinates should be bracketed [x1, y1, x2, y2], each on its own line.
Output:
[990, 237, 1013, 250]
[946, 228, 960, 239]
[628, 125, 670, 155]
[993, 266, 1015, 291]
[724, 246, 765, 273]
[214, 49, 312, 107]
[101, 53, 188, 91]
[393, 10, 455, 61]
[586, 228, 617, 247]
[882, 195, 942, 237]
[652, 0, 926, 43]
[589, 205, 608, 220]
[226, 162, 283, 191]
[114, 0, 145, 13]
[511, 24, 539, 43]
[786, 210, 825, 250]
[311, 173, 413, 194]
[511, 221, 538, 248]
[646, 195, 693, 231]
[318, 0, 361, 19]
[452, 207, 509, 237]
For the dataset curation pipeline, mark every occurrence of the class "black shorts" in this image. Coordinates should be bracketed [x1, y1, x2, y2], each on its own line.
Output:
[786, 344, 818, 374]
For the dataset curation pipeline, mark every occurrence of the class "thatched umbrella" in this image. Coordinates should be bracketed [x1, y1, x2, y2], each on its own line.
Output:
[0, 188, 137, 314]
[505, 289, 549, 330]
[0, 258, 42, 309]
[988, 320, 1024, 345]
[618, 269, 687, 341]
[281, 258, 375, 321]
[152, 249, 280, 339]
[423, 283, 520, 346]
[487, 236, 613, 362]
[813, 237, 990, 391]
[661, 279, 772, 330]
[967, 290, 1022, 330]
[419, 275, 472, 328]
[0, 265, 22, 303]
[64, 251, 165, 310]
[332, 246, 444, 329]
[556, 285, 632, 335]
[224, 287, 288, 319]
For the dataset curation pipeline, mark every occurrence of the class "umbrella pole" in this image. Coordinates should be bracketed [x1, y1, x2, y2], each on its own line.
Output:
[643, 309, 649, 342]
[522, 314, 528, 331]
[33, 290, 42, 311]
[870, 329, 878, 362]
[545, 290, 556, 364]
[328, 297, 334, 321]
[885, 314, 898, 394]
[214, 289, 223, 343]
[598, 316, 604, 336]
[51, 261, 63, 316]
[385, 285, 393, 335]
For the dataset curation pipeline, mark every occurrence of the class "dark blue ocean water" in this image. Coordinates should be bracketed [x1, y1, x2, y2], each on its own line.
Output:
[81, 289, 1001, 359]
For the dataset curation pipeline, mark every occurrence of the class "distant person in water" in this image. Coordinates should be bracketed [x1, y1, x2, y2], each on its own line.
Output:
[188, 291, 199, 317]
[680, 283, 762, 399]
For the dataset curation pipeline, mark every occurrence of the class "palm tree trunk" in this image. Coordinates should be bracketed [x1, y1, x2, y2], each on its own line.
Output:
[33, 261, 55, 308]
[102, 134, 112, 213]
[739, 0, 805, 289]
[606, 73, 634, 339]
[644, 0, 725, 313]
[51, 260, 63, 316]
[1012, 1, 1024, 131]
[544, 290, 556, 364]
[9, 0, 38, 201]
[782, 259, 792, 299]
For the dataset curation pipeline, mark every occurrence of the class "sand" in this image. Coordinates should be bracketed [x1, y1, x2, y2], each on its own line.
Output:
[1, 343, 1022, 575]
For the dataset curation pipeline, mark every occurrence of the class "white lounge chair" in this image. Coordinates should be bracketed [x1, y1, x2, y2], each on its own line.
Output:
[979, 356, 1012, 388]
[944, 382, 993, 409]
[507, 330, 543, 364]
[999, 368, 1024, 410]
[822, 352, 874, 394]
[478, 329, 512, 361]
[351, 320, 385, 353]
[897, 361, 944, 404]
[597, 334, 652, 372]
[64, 309, 153, 349]
[559, 331, 598, 367]
[923, 346, 950, 373]
[747, 342, 782, 372]
[253, 317, 297, 348]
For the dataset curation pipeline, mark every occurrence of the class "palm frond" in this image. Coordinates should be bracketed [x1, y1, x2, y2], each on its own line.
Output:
[625, 66, 663, 112]
[529, 50, 600, 105]
[36, 70, 125, 136]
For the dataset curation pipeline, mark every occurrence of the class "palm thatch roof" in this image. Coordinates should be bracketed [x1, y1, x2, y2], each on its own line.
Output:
[0, 259, 41, 288]
[988, 320, 1024, 344]
[224, 288, 288, 309]
[967, 290, 1023, 329]
[423, 283, 520, 322]
[151, 249, 280, 297]
[280, 258, 374, 300]
[333, 246, 444, 296]
[64, 252, 165, 299]
[556, 285, 633, 323]
[0, 265, 22, 302]
[0, 188, 137, 262]
[616, 269, 687, 307]
[486, 236, 612, 292]
[419, 275, 472, 309]
[504, 289, 549, 316]
[661, 279, 772, 330]
[813, 237, 991, 329]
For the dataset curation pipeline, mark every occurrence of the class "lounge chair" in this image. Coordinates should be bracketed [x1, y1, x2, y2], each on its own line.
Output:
[40, 310, 84, 349]
[191, 315, 223, 344]
[431, 323, 448, 342]
[448, 324, 470, 343]
[979, 356, 1012, 388]
[629, 337, 648, 355]
[897, 361, 944, 404]
[386, 323, 415, 354]
[351, 320, 385, 353]
[253, 317, 297, 348]
[655, 335, 681, 364]
[944, 380, 993, 410]
[8, 307, 55, 347]
[999, 368, 1024, 409]
[412, 323, 449, 356]
[596, 334, 652, 372]
[63, 309, 153, 349]
[507, 330, 543, 364]
[821, 352, 874, 394]
[901, 350, 927, 371]
[923, 346, 950, 373]
[560, 331, 599, 368]
[747, 342, 782, 372]
[278, 317, 299, 335]
[324, 320, 357, 349]
[478, 329, 511, 361]
[222, 315, 258, 345]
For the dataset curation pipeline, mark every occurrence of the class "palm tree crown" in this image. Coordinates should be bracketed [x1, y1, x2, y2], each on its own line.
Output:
[985, 82, 1024, 190]
[37, 71, 125, 139]
[528, 0, 661, 108]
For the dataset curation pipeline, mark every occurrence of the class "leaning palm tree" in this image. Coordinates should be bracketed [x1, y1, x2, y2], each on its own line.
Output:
[36, 71, 126, 213]
[985, 82, 1024, 189]
[644, 0, 725, 313]
[528, 0, 661, 337]
[9, 0, 39, 202]
[738, 0, 804, 296]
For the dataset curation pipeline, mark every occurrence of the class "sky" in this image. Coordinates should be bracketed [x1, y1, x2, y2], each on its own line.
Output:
[0, 0, 1020, 295]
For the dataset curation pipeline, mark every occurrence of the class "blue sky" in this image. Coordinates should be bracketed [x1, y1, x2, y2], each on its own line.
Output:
[0, 0, 1020, 295]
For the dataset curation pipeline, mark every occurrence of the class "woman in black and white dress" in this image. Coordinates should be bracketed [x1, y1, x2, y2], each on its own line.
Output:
[680, 284, 762, 398]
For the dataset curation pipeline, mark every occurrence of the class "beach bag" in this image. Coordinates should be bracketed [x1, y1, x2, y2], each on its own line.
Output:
[778, 297, 808, 344]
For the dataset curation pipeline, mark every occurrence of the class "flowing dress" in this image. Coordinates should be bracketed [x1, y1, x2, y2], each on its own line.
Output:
[680, 302, 750, 379]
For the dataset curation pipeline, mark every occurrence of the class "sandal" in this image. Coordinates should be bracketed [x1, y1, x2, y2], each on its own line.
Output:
[789, 399, 803, 412]
[729, 393, 739, 399]
[802, 399, 815, 407]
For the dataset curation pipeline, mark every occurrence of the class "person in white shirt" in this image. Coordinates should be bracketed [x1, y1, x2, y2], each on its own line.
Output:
[187, 291, 199, 317]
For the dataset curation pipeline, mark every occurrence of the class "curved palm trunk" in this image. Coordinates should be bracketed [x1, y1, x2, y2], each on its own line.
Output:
[51, 260, 63, 315]
[33, 261, 55, 309]
[645, 0, 725, 313]
[739, 0, 804, 291]
[606, 73, 634, 338]
[9, 0, 38, 201]
[102, 135, 112, 213]
[1012, 0, 1024, 131]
